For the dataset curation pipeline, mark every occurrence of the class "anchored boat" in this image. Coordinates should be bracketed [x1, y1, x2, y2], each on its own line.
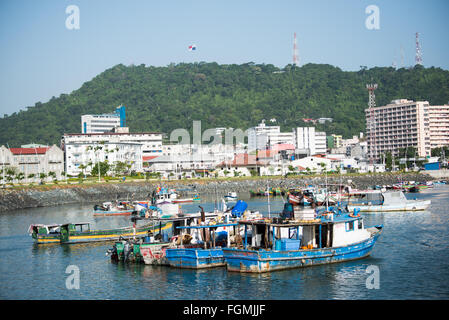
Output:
[222, 208, 383, 273]
[347, 190, 431, 212]
[107, 200, 263, 265]
[108, 213, 218, 264]
[165, 222, 240, 269]
[29, 221, 166, 244]
[224, 192, 237, 201]
[93, 201, 136, 216]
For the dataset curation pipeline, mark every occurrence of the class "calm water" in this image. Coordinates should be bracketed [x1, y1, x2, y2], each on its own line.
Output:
[1, 187, 448, 300]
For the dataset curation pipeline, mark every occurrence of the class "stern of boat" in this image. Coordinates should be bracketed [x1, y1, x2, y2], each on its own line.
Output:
[366, 224, 383, 239]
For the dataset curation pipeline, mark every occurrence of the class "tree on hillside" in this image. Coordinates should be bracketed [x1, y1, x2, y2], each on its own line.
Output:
[1, 63, 448, 147]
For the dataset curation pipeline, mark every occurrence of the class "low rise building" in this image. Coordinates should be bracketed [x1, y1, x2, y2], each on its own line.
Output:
[0, 145, 64, 183]
[62, 130, 163, 156]
[64, 141, 142, 176]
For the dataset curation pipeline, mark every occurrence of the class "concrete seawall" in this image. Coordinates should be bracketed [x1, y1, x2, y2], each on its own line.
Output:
[0, 173, 434, 213]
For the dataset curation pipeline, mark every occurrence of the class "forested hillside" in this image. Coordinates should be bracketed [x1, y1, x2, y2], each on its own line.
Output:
[1, 62, 448, 147]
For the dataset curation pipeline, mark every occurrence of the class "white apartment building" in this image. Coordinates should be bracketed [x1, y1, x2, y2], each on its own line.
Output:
[293, 127, 327, 155]
[81, 105, 126, 133]
[145, 154, 217, 177]
[0, 145, 64, 183]
[365, 99, 432, 159]
[62, 130, 163, 156]
[247, 120, 281, 152]
[267, 132, 295, 147]
[424, 104, 449, 151]
[150, 143, 247, 176]
[65, 141, 142, 176]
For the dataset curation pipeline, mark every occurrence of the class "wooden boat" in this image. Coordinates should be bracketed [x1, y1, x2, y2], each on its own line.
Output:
[27, 224, 62, 244]
[173, 198, 194, 203]
[165, 223, 240, 269]
[29, 221, 168, 244]
[347, 191, 431, 212]
[108, 200, 263, 264]
[93, 201, 135, 216]
[222, 209, 383, 273]
[154, 187, 178, 204]
[108, 210, 221, 264]
[250, 188, 284, 197]
[288, 193, 301, 205]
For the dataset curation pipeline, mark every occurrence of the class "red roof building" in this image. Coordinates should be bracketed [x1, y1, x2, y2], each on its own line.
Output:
[9, 147, 50, 155]
[218, 153, 268, 168]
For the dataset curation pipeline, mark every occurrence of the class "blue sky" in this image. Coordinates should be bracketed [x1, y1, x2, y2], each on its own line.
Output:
[1, 0, 448, 116]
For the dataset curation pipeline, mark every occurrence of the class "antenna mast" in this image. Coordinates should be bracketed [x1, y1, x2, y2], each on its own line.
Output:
[293, 32, 299, 66]
[415, 32, 423, 65]
[367, 84, 378, 164]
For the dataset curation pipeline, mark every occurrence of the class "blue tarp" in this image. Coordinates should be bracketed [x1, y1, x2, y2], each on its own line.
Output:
[231, 200, 248, 217]
[424, 162, 440, 170]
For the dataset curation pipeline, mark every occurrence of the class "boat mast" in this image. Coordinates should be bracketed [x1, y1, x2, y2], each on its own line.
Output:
[267, 179, 271, 218]
[325, 163, 329, 211]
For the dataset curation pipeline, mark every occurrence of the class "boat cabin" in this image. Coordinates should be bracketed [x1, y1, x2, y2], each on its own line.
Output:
[347, 190, 383, 205]
[238, 213, 371, 251]
[60, 222, 91, 234]
[175, 223, 239, 249]
[28, 224, 61, 236]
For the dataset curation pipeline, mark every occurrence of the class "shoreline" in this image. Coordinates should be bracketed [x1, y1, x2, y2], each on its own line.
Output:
[0, 172, 435, 212]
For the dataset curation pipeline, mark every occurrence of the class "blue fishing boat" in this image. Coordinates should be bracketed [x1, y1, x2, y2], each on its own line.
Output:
[222, 208, 383, 273]
[165, 223, 239, 269]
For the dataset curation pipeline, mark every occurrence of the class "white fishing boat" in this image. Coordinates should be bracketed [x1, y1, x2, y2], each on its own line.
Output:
[347, 191, 431, 212]
[224, 192, 238, 201]
[155, 192, 178, 204]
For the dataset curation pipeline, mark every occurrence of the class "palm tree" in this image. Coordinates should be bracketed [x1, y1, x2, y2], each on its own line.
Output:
[39, 173, 47, 184]
[48, 171, 57, 183]
[15, 172, 25, 185]
[27, 173, 35, 184]
[78, 164, 87, 178]
[5, 167, 17, 184]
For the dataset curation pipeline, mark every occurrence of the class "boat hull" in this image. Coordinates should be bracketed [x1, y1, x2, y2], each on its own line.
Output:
[64, 230, 149, 244]
[165, 247, 226, 269]
[172, 199, 193, 203]
[140, 243, 204, 265]
[223, 231, 381, 273]
[33, 234, 61, 244]
[348, 200, 430, 212]
[93, 210, 135, 216]
[141, 242, 171, 265]
[33, 222, 172, 244]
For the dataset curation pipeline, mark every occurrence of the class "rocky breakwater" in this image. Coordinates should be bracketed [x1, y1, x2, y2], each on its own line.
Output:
[0, 172, 434, 213]
[0, 183, 157, 213]
[176, 172, 434, 194]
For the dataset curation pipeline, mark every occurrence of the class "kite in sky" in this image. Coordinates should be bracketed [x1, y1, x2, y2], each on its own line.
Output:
[188, 44, 197, 51]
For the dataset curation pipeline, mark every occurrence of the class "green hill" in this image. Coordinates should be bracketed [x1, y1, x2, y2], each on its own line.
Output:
[1, 62, 449, 147]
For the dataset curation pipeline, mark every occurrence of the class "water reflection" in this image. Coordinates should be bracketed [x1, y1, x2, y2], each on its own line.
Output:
[1, 186, 448, 299]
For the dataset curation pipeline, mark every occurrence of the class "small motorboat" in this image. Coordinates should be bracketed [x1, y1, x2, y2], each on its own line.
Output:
[93, 201, 135, 216]
[224, 192, 237, 201]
